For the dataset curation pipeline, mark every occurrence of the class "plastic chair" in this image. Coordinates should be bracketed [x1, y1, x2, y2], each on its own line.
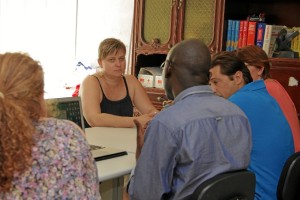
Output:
[190, 170, 256, 200]
[277, 152, 300, 200]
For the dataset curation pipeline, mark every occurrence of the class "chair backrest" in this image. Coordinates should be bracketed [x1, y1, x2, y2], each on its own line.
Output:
[277, 152, 300, 200]
[190, 170, 256, 200]
[45, 97, 85, 130]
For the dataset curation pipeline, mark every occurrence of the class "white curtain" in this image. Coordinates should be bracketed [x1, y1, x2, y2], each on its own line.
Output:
[76, 0, 134, 73]
[0, 0, 76, 98]
[0, 0, 134, 98]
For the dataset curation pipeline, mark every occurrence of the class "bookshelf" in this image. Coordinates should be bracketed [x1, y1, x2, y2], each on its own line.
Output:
[224, 0, 300, 118]
[223, 0, 300, 53]
[224, 0, 300, 28]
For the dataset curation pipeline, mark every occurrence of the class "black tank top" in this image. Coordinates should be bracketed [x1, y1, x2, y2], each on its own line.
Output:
[84, 75, 134, 128]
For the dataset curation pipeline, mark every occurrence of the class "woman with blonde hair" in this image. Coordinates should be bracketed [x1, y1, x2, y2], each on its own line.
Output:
[81, 38, 158, 128]
[0, 52, 100, 199]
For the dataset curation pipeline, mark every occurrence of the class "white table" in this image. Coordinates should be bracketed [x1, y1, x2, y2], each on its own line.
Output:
[85, 127, 137, 200]
[86, 127, 137, 154]
[94, 153, 135, 182]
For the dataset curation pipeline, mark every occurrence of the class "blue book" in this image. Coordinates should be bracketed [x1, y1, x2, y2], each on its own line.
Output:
[256, 22, 266, 48]
[226, 20, 234, 51]
[233, 20, 240, 50]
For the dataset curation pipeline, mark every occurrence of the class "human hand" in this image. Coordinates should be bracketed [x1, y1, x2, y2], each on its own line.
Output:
[135, 112, 156, 128]
[133, 112, 157, 159]
[133, 117, 146, 160]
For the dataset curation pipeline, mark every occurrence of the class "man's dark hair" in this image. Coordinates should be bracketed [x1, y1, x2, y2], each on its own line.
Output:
[211, 51, 253, 84]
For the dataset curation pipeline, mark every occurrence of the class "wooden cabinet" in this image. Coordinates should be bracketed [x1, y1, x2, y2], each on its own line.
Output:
[131, 0, 300, 115]
[178, 0, 223, 53]
[131, 0, 222, 109]
[144, 88, 167, 111]
[132, 0, 222, 73]
[133, 0, 175, 57]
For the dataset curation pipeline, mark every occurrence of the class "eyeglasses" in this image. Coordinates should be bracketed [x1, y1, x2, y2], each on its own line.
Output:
[160, 60, 176, 70]
[160, 61, 165, 69]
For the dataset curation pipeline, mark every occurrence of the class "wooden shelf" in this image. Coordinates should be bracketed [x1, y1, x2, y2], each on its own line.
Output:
[144, 88, 166, 111]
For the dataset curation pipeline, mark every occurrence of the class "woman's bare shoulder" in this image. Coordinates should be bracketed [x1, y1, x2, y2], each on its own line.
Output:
[82, 73, 100, 84]
[80, 74, 102, 96]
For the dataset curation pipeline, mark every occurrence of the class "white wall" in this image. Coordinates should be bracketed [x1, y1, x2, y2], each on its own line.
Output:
[0, 0, 134, 98]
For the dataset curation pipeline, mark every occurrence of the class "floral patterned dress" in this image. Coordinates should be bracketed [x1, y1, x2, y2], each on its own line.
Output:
[0, 118, 101, 200]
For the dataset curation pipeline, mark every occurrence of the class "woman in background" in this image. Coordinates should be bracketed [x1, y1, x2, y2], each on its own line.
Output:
[0, 53, 100, 199]
[80, 38, 158, 128]
[235, 45, 300, 152]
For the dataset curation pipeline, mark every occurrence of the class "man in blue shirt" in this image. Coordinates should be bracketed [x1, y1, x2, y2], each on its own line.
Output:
[127, 39, 252, 200]
[209, 51, 294, 200]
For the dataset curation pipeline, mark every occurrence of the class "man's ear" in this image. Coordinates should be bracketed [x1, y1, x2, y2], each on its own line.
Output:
[164, 66, 172, 78]
[233, 71, 244, 85]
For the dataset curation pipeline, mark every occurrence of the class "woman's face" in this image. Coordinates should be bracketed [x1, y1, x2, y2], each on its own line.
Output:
[99, 49, 126, 77]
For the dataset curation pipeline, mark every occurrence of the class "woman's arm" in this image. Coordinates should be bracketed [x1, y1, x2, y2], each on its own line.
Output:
[80, 75, 155, 128]
[125, 75, 158, 115]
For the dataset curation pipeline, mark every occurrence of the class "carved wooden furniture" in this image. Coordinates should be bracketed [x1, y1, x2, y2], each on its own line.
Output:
[131, 0, 221, 110]
[131, 0, 300, 117]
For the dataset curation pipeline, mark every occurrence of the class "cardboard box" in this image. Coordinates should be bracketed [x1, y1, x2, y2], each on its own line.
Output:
[154, 75, 163, 88]
[138, 74, 154, 88]
[138, 67, 162, 88]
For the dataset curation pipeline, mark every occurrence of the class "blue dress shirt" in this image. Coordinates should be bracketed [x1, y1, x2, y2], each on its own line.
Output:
[128, 85, 252, 200]
[229, 80, 294, 200]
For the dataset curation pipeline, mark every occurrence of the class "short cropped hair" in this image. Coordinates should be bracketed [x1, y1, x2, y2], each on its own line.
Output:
[98, 38, 126, 60]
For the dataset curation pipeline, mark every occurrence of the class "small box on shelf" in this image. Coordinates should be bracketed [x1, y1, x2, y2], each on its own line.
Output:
[138, 67, 163, 88]
[154, 75, 163, 89]
[138, 74, 154, 88]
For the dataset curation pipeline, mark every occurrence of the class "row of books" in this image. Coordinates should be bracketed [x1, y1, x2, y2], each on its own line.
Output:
[225, 19, 299, 57]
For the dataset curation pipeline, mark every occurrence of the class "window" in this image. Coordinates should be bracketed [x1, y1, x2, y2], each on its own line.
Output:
[0, 0, 134, 98]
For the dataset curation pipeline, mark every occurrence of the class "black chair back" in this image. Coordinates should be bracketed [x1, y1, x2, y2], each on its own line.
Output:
[277, 152, 300, 200]
[190, 170, 256, 200]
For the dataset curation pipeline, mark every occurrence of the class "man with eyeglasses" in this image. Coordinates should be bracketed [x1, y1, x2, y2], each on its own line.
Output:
[127, 39, 252, 200]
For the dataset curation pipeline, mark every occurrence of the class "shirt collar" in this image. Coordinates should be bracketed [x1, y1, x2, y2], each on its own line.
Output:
[239, 79, 265, 92]
[173, 85, 213, 104]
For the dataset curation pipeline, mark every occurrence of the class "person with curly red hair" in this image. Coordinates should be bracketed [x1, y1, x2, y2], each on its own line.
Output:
[0, 52, 100, 199]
